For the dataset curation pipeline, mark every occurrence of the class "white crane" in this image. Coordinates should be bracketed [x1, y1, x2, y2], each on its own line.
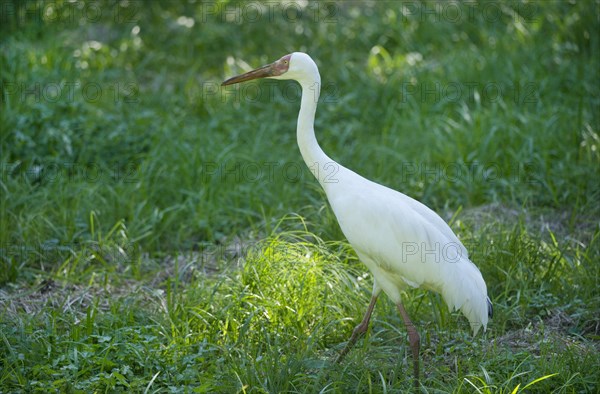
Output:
[222, 52, 492, 389]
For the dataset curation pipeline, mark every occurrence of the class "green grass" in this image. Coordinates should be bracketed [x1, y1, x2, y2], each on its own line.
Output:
[1, 1, 599, 392]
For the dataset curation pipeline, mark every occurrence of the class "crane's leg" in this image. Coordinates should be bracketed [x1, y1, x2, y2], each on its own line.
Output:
[335, 295, 378, 363]
[397, 302, 420, 390]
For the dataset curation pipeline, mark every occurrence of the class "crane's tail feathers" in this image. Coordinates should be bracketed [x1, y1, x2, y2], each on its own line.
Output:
[441, 259, 490, 336]
[487, 297, 493, 318]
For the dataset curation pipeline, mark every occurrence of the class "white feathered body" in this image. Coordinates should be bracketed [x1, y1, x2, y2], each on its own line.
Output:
[322, 167, 490, 334]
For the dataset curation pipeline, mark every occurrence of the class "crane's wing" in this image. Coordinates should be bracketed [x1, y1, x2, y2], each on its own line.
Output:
[325, 169, 490, 334]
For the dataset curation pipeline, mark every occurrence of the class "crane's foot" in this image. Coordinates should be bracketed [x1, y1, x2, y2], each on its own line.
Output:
[397, 303, 420, 390]
[335, 295, 378, 363]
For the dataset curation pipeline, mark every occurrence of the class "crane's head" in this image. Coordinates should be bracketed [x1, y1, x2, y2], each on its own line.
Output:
[222, 52, 319, 86]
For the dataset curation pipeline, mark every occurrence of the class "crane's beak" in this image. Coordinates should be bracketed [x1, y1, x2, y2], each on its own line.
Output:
[221, 62, 274, 86]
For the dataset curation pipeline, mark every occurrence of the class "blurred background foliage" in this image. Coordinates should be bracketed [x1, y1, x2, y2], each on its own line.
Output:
[1, 0, 598, 263]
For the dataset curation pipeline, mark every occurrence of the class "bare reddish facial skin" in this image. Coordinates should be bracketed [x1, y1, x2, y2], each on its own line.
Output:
[271, 54, 292, 76]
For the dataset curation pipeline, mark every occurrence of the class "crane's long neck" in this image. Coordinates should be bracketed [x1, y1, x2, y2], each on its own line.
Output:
[296, 78, 335, 187]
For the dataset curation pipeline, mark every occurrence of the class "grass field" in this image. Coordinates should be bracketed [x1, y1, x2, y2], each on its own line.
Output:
[1, 1, 599, 392]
